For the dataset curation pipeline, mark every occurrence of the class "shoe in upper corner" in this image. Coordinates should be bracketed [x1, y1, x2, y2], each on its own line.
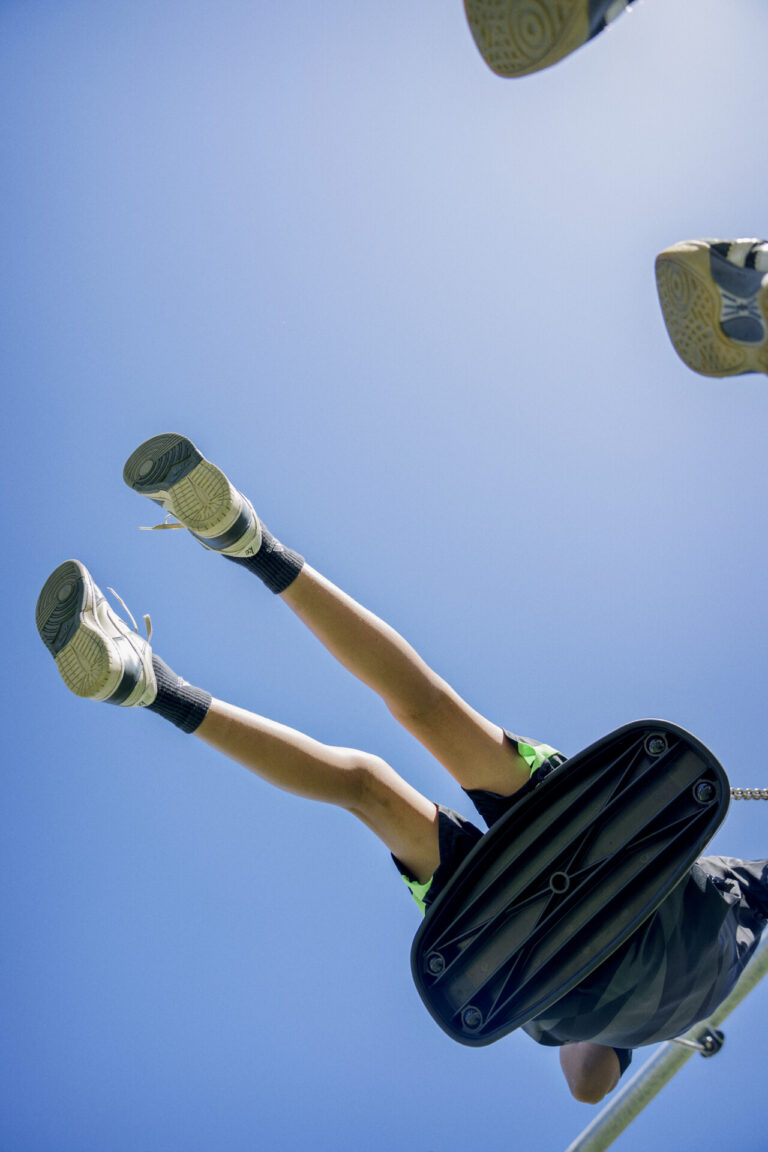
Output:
[656, 239, 768, 378]
[464, 0, 632, 78]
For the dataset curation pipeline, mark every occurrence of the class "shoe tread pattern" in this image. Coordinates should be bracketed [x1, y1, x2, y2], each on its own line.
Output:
[36, 561, 113, 698]
[124, 434, 235, 535]
[161, 467, 234, 535]
[55, 625, 114, 699]
[464, 0, 588, 77]
[656, 254, 768, 378]
[36, 560, 88, 656]
[123, 433, 200, 492]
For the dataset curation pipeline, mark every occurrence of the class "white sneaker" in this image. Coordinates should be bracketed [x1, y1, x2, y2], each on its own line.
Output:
[36, 560, 156, 706]
[123, 434, 263, 557]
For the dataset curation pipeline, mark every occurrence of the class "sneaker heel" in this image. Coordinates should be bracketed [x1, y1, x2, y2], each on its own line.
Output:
[36, 560, 87, 657]
[123, 433, 201, 493]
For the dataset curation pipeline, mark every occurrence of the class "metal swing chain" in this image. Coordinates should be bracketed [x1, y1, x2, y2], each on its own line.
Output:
[730, 787, 768, 801]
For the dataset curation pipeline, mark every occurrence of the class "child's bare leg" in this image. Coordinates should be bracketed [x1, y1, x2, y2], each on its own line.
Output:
[196, 699, 440, 882]
[36, 558, 440, 885]
[121, 434, 529, 797]
[281, 566, 530, 795]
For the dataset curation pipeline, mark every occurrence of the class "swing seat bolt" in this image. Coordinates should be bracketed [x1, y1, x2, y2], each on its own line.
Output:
[693, 780, 717, 805]
[427, 953, 445, 975]
[645, 735, 668, 757]
[462, 1006, 483, 1031]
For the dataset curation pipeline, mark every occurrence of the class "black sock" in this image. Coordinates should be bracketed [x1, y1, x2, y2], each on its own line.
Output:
[225, 525, 304, 594]
[146, 655, 212, 734]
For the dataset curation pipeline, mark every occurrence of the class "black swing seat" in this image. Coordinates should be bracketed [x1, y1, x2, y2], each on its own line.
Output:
[411, 720, 729, 1046]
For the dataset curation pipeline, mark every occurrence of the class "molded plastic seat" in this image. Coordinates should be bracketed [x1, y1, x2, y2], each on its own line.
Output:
[411, 720, 729, 1046]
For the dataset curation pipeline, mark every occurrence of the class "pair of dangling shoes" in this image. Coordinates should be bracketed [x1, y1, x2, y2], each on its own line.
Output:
[462, 8, 768, 379]
[464, 0, 632, 78]
[36, 435, 300, 715]
[656, 240, 768, 379]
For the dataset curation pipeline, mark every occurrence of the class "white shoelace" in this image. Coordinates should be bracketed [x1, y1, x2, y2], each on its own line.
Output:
[107, 586, 153, 643]
[139, 513, 184, 533]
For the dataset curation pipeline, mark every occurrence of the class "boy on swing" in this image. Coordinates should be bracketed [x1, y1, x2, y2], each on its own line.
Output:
[37, 434, 768, 1105]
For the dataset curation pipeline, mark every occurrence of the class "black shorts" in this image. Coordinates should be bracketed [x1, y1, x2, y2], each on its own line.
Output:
[394, 730, 567, 914]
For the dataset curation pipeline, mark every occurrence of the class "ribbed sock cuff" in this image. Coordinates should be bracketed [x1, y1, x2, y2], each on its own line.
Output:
[146, 655, 212, 734]
[226, 526, 304, 593]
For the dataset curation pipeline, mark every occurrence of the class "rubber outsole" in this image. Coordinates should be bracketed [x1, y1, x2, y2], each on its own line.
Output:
[464, 0, 590, 78]
[656, 246, 768, 378]
[36, 560, 114, 699]
[124, 434, 238, 537]
[123, 433, 202, 492]
[36, 559, 90, 657]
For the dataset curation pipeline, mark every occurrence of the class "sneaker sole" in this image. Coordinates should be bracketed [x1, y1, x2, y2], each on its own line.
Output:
[36, 560, 117, 699]
[464, 0, 590, 77]
[656, 245, 768, 378]
[123, 433, 239, 538]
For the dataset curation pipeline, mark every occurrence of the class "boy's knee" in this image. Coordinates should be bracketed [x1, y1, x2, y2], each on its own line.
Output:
[338, 750, 440, 883]
[560, 1044, 620, 1105]
[568, 1078, 611, 1105]
[339, 751, 395, 811]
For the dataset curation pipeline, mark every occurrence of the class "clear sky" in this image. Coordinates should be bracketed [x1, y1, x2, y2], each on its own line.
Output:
[3, 1, 767, 1149]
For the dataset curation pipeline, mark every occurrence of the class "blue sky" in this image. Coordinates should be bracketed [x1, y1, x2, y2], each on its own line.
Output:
[3, 1, 768, 1149]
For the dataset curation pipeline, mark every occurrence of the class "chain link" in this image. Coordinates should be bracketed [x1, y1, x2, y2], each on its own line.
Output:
[730, 787, 768, 801]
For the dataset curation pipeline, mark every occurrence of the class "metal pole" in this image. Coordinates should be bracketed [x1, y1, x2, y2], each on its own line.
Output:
[564, 932, 768, 1152]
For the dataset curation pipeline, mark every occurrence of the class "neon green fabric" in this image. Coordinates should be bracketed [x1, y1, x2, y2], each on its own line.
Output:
[517, 739, 562, 776]
[401, 874, 434, 916]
